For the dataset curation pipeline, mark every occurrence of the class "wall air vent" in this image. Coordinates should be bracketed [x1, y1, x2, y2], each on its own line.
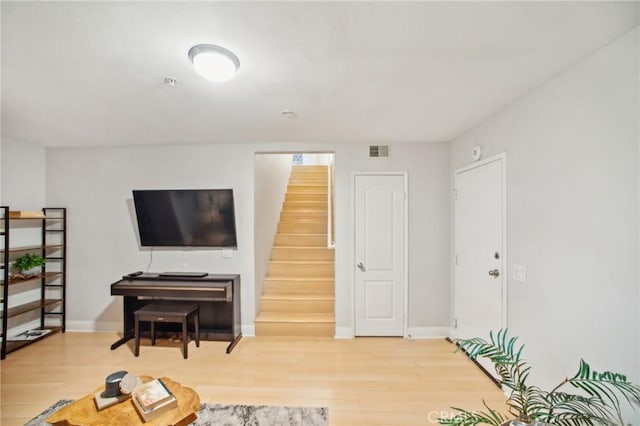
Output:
[369, 145, 390, 158]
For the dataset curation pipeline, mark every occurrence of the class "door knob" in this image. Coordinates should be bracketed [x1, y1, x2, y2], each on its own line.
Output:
[357, 262, 366, 272]
[488, 269, 500, 278]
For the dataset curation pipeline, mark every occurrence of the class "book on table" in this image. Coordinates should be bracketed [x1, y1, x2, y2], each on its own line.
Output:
[132, 390, 178, 421]
[131, 378, 177, 420]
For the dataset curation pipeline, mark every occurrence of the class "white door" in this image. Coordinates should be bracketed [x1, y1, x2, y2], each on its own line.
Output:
[354, 174, 406, 336]
[453, 154, 506, 342]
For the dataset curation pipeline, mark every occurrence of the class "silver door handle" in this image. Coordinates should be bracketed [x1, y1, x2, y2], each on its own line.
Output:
[357, 262, 366, 272]
[488, 269, 500, 278]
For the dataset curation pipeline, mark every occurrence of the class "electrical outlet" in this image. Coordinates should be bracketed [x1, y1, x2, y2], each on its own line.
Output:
[513, 264, 526, 282]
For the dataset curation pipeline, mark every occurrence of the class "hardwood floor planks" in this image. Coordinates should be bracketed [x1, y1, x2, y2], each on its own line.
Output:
[0, 333, 506, 425]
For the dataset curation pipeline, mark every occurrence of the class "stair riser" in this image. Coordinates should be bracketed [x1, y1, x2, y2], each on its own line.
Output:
[282, 208, 328, 215]
[264, 280, 334, 294]
[288, 177, 328, 185]
[278, 222, 327, 234]
[268, 262, 334, 277]
[282, 202, 327, 212]
[274, 234, 327, 246]
[292, 166, 328, 173]
[287, 186, 328, 194]
[280, 212, 327, 222]
[255, 322, 334, 337]
[292, 165, 328, 171]
[260, 299, 334, 314]
[285, 193, 327, 202]
[271, 247, 335, 261]
[290, 175, 329, 182]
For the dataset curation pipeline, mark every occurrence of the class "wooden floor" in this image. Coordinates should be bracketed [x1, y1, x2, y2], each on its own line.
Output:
[0, 333, 506, 425]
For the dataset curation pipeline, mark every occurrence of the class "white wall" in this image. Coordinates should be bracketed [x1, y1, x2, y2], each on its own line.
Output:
[451, 27, 639, 394]
[253, 153, 292, 314]
[1, 138, 47, 260]
[1, 138, 47, 335]
[333, 142, 451, 337]
[1, 138, 46, 209]
[44, 141, 451, 336]
[302, 153, 332, 166]
[46, 144, 256, 332]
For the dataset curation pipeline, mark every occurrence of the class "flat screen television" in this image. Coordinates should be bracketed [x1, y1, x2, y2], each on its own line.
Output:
[132, 189, 238, 248]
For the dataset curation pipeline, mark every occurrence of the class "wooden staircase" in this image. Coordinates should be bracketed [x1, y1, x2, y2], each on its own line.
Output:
[255, 165, 335, 336]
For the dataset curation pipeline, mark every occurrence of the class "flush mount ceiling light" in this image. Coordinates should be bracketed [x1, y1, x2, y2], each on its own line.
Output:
[188, 44, 240, 82]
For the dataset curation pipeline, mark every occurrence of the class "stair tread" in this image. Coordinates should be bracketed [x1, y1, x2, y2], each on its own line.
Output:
[282, 208, 328, 211]
[261, 293, 334, 301]
[255, 312, 335, 323]
[276, 233, 328, 236]
[272, 246, 333, 249]
[281, 218, 327, 221]
[281, 212, 327, 215]
[280, 220, 327, 226]
[264, 278, 334, 283]
[288, 182, 327, 185]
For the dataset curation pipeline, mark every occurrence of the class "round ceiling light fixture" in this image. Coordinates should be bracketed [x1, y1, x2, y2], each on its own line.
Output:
[188, 44, 240, 82]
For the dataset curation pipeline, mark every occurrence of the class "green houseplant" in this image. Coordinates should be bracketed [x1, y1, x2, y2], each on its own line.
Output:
[12, 253, 46, 276]
[439, 330, 640, 426]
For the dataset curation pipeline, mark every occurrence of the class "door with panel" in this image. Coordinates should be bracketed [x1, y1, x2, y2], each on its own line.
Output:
[354, 174, 406, 336]
[453, 155, 506, 349]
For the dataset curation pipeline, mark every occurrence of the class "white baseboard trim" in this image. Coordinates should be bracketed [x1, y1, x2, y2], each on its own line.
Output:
[334, 327, 448, 339]
[65, 323, 449, 340]
[67, 321, 120, 333]
[334, 327, 354, 339]
[241, 324, 255, 337]
[67, 321, 256, 338]
[405, 327, 450, 339]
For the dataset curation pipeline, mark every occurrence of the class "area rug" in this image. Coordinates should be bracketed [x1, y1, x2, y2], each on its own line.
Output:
[25, 400, 328, 426]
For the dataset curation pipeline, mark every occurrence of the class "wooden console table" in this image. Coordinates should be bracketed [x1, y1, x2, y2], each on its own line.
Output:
[110, 273, 241, 353]
[46, 376, 199, 426]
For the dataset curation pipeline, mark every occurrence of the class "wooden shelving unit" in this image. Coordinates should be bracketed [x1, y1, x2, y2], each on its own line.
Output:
[4, 271, 63, 286]
[1, 244, 64, 254]
[0, 207, 67, 360]
[5, 326, 63, 353]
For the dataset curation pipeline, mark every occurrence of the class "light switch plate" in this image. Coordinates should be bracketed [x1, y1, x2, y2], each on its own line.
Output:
[513, 264, 526, 282]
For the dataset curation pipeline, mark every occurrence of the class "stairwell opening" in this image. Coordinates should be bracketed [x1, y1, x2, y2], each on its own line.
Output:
[253, 153, 335, 336]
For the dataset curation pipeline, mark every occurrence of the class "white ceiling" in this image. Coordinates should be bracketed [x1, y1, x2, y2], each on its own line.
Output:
[2, 1, 638, 147]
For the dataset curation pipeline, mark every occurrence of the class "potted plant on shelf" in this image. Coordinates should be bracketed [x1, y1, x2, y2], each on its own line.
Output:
[12, 253, 46, 277]
[439, 330, 640, 426]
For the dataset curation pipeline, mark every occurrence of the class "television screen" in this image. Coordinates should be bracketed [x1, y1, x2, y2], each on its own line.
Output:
[132, 189, 238, 248]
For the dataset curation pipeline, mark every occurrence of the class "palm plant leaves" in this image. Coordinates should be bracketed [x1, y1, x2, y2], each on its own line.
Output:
[564, 359, 640, 424]
[439, 330, 640, 426]
[542, 391, 619, 425]
[454, 330, 532, 418]
[438, 401, 507, 426]
[455, 329, 528, 391]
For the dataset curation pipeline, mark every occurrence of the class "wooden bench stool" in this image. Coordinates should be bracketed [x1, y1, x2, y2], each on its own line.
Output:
[134, 304, 200, 359]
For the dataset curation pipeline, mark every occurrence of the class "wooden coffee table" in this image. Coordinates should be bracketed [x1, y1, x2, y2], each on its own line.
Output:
[46, 375, 200, 426]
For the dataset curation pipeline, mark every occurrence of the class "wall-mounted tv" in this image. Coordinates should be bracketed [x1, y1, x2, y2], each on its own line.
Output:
[132, 189, 238, 248]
